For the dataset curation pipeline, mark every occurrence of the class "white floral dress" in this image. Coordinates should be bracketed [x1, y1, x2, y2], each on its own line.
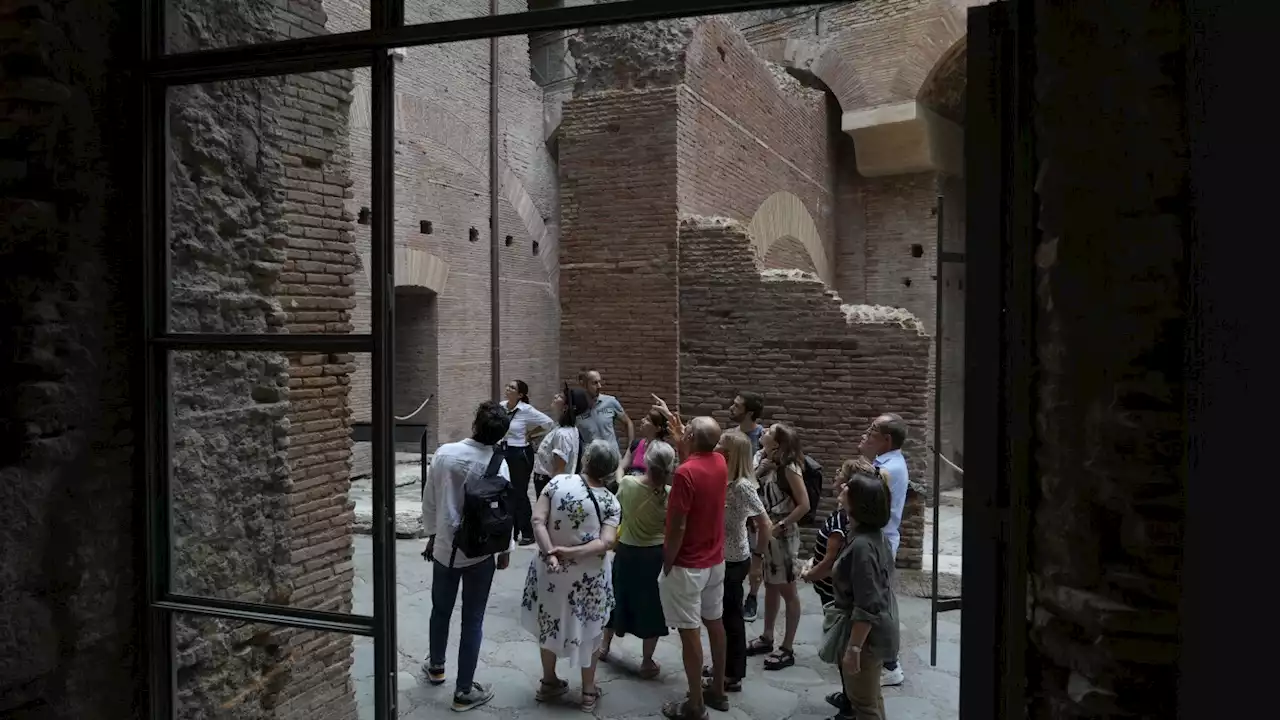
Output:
[520, 473, 621, 666]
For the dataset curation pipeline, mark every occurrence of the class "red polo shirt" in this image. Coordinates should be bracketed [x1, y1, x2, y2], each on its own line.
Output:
[666, 451, 728, 568]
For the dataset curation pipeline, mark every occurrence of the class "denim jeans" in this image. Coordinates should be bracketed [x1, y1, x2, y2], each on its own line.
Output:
[429, 557, 497, 694]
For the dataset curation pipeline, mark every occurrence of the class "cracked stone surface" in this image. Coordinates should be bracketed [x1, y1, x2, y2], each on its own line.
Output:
[352, 537, 960, 719]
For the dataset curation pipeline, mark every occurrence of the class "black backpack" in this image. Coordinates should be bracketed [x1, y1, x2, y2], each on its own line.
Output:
[449, 445, 514, 567]
[778, 455, 823, 525]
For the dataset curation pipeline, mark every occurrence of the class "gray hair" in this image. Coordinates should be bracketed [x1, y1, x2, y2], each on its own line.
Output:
[644, 440, 677, 485]
[581, 438, 621, 481]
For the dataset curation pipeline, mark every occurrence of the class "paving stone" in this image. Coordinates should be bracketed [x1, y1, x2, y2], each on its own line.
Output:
[354, 538, 959, 719]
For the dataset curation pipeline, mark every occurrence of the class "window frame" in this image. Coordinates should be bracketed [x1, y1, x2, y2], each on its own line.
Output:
[138, 2, 1026, 719]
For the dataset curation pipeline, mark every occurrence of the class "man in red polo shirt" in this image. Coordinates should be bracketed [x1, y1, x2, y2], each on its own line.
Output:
[659, 416, 729, 720]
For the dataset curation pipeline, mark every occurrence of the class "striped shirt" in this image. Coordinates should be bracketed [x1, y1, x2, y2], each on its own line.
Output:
[812, 508, 849, 599]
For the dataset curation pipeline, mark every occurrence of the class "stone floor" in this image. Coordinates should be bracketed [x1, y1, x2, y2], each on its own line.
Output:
[351, 537, 961, 720]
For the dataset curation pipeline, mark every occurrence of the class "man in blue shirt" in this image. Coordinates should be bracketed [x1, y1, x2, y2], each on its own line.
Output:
[577, 369, 633, 452]
[859, 412, 910, 688]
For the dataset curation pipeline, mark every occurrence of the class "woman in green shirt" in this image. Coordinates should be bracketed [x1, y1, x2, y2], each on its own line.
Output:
[598, 438, 677, 679]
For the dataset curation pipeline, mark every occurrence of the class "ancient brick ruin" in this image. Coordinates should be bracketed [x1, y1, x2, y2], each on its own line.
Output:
[1, 0, 1197, 718]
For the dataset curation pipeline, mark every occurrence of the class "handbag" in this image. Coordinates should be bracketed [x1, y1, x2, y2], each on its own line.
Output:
[818, 602, 853, 665]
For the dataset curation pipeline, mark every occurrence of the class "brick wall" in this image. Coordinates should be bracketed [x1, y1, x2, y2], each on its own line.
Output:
[1029, 0, 1186, 715]
[334, 0, 560, 453]
[678, 217, 930, 567]
[677, 19, 834, 273]
[559, 86, 682, 417]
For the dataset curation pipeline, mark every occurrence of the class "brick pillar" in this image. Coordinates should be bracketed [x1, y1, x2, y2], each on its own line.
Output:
[559, 87, 682, 419]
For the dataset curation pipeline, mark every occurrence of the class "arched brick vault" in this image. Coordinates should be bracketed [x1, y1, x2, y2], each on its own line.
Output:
[349, 86, 557, 295]
[918, 35, 967, 123]
[768, 0, 975, 115]
[748, 191, 831, 283]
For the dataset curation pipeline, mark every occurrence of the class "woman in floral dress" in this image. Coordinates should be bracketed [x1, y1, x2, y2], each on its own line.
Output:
[521, 438, 622, 713]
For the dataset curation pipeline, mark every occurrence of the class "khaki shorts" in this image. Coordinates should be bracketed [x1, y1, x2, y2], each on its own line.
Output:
[658, 563, 726, 629]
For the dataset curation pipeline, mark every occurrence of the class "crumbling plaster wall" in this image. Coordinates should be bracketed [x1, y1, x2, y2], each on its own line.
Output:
[333, 0, 560, 457]
[1028, 0, 1186, 715]
[678, 217, 930, 568]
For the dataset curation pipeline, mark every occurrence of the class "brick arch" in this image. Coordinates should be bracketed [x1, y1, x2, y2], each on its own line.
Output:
[809, 44, 868, 113]
[356, 246, 450, 295]
[889, 1, 968, 102]
[748, 191, 831, 284]
[918, 34, 967, 123]
[763, 235, 819, 276]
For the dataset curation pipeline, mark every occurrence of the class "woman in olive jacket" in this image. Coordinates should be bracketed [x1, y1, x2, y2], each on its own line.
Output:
[824, 457, 900, 720]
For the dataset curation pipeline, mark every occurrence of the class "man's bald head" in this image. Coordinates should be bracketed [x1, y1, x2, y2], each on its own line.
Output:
[689, 416, 722, 453]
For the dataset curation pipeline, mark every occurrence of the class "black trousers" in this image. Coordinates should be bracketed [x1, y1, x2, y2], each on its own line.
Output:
[722, 559, 751, 680]
[505, 445, 535, 541]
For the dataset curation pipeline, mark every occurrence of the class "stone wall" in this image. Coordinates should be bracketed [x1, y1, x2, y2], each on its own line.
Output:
[166, 1, 359, 718]
[677, 217, 930, 568]
[1028, 0, 1186, 715]
[0, 0, 142, 716]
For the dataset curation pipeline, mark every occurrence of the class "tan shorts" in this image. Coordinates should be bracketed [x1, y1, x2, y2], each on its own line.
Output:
[764, 531, 801, 586]
[658, 563, 726, 629]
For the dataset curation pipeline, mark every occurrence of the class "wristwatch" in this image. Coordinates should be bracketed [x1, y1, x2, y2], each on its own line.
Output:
[751, 550, 765, 559]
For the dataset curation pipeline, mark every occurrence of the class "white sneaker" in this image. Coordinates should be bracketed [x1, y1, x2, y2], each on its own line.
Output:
[880, 665, 905, 687]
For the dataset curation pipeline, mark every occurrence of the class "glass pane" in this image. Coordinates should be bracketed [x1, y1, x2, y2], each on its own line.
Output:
[163, 0, 368, 54]
[172, 611, 372, 719]
[166, 67, 372, 335]
[170, 350, 389, 615]
[405, 0, 630, 25]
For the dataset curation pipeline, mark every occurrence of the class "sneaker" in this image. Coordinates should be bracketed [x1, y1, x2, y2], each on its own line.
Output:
[742, 594, 758, 622]
[452, 682, 494, 712]
[517, 536, 535, 546]
[880, 665, 905, 687]
[424, 663, 446, 686]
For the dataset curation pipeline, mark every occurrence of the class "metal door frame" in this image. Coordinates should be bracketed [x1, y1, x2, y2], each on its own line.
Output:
[140, 4, 844, 720]
[962, 1, 1037, 719]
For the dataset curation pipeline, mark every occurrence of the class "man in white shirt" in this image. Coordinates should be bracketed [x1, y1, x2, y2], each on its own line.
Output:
[421, 401, 514, 712]
[859, 412, 910, 688]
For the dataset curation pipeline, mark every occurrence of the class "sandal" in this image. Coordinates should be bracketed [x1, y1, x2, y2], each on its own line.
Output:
[762, 646, 795, 671]
[702, 690, 730, 712]
[536, 678, 569, 702]
[745, 636, 774, 656]
[662, 699, 710, 720]
[581, 687, 602, 713]
[701, 675, 742, 692]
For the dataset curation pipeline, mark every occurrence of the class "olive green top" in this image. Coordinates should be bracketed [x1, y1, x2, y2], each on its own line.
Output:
[616, 474, 668, 547]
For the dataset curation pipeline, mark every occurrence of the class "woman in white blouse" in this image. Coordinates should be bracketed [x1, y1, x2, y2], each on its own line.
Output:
[532, 387, 588, 497]
[502, 379, 555, 546]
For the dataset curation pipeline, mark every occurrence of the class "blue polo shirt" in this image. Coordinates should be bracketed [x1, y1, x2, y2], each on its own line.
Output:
[576, 393, 624, 448]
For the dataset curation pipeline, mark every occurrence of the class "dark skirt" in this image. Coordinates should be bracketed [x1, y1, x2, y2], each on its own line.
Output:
[606, 542, 669, 639]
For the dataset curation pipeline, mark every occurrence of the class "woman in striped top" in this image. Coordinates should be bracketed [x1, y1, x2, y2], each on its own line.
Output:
[801, 459, 857, 606]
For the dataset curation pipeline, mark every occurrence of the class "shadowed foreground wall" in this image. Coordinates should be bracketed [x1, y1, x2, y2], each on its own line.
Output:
[0, 0, 141, 716]
[677, 216, 930, 566]
[1026, 0, 1186, 715]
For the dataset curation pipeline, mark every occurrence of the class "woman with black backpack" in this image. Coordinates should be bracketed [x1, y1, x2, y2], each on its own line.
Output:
[744, 422, 811, 671]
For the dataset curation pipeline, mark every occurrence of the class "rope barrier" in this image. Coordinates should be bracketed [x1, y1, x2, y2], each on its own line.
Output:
[929, 445, 964, 475]
[394, 394, 433, 422]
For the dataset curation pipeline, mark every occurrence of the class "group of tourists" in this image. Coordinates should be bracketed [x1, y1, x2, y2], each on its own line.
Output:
[421, 369, 911, 719]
